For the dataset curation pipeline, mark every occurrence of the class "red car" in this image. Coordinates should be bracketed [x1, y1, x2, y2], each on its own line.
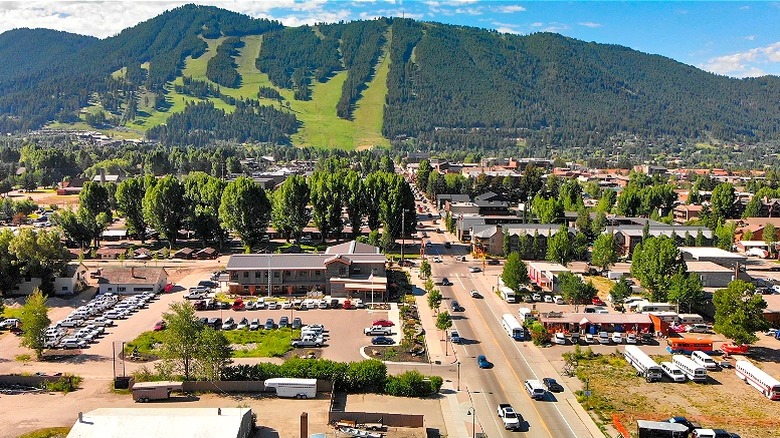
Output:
[231, 299, 245, 311]
[153, 321, 166, 331]
[372, 319, 395, 327]
[592, 296, 605, 306]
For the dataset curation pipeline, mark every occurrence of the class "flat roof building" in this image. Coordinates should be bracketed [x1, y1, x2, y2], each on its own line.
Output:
[67, 407, 253, 438]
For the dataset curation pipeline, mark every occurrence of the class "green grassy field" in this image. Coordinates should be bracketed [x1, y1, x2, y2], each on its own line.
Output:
[125, 328, 296, 358]
[352, 46, 391, 150]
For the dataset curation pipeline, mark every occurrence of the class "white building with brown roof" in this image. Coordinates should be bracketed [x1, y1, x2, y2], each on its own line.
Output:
[96, 266, 168, 295]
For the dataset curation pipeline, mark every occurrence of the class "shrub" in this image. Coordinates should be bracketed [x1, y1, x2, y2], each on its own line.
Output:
[385, 370, 440, 397]
[44, 374, 82, 393]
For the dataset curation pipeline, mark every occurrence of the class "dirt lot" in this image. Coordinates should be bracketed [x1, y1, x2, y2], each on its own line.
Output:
[542, 332, 780, 438]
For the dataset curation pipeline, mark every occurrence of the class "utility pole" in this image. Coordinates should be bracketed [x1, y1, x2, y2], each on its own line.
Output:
[401, 208, 405, 263]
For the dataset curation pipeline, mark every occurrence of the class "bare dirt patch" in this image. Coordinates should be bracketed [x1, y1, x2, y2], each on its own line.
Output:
[574, 349, 780, 438]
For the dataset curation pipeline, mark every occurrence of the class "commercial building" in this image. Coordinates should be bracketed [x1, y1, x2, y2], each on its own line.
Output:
[67, 408, 253, 438]
[528, 262, 570, 292]
[225, 240, 387, 300]
[685, 261, 736, 287]
[679, 246, 747, 269]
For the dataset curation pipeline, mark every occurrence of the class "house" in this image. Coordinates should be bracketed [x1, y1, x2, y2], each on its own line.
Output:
[196, 247, 219, 259]
[96, 267, 168, 295]
[679, 246, 747, 269]
[673, 204, 703, 224]
[733, 217, 780, 242]
[173, 247, 195, 259]
[95, 247, 127, 260]
[56, 177, 87, 195]
[225, 240, 387, 300]
[455, 214, 526, 241]
[528, 262, 570, 292]
[67, 408, 253, 438]
[7, 263, 88, 296]
[436, 194, 470, 210]
[100, 229, 128, 241]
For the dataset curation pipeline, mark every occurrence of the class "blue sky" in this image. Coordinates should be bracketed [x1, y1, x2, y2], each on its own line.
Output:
[1, 1, 778, 77]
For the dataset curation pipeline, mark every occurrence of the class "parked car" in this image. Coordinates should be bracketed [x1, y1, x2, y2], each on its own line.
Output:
[612, 332, 624, 344]
[153, 321, 166, 331]
[666, 416, 701, 432]
[279, 316, 289, 328]
[469, 266, 481, 273]
[292, 317, 303, 329]
[267, 301, 279, 310]
[686, 324, 711, 334]
[372, 319, 395, 327]
[450, 330, 462, 344]
[0, 318, 21, 330]
[264, 318, 275, 330]
[237, 318, 249, 330]
[249, 318, 260, 330]
[626, 333, 637, 344]
[598, 331, 610, 344]
[207, 317, 222, 329]
[592, 296, 605, 306]
[371, 336, 394, 345]
[477, 354, 492, 369]
[221, 317, 236, 330]
[231, 299, 245, 311]
[542, 377, 564, 392]
[584, 333, 595, 344]
[60, 338, 87, 349]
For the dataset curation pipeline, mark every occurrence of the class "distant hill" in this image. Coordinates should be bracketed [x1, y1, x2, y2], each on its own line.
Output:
[1, 4, 779, 155]
[0, 28, 97, 84]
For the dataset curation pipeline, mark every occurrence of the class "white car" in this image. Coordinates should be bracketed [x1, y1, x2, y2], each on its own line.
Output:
[611, 332, 624, 344]
[221, 317, 236, 330]
[91, 317, 114, 327]
[236, 318, 249, 330]
[282, 301, 293, 309]
[584, 333, 595, 344]
[531, 293, 541, 301]
[267, 301, 279, 310]
[625, 333, 637, 344]
[543, 295, 554, 303]
[60, 318, 84, 328]
[0, 318, 21, 329]
[244, 301, 256, 310]
[60, 338, 87, 349]
[249, 318, 261, 330]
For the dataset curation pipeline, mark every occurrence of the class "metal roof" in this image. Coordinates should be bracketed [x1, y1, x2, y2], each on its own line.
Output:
[226, 253, 385, 270]
[67, 408, 252, 438]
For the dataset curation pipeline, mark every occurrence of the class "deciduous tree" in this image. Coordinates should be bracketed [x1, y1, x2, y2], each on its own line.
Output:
[546, 225, 573, 266]
[591, 233, 618, 272]
[19, 288, 50, 360]
[630, 235, 685, 301]
[713, 280, 768, 345]
[667, 272, 705, 313]
[219, 176, 271, 252]
[143, 175, 186, 247]
[271, 174, 310, 242]
[115, 177, 148, 242]
[501, 252, 528, 293]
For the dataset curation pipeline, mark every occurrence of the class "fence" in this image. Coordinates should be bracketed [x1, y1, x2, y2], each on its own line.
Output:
[328, 411, 424, 428]
[131, 379, 334, 394]
[0, 374, 63, 387]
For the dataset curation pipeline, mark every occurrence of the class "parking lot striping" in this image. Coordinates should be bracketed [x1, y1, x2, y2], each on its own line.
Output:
[455, 274, 585, 438]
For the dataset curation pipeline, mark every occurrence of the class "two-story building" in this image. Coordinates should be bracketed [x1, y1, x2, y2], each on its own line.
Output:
[225, 241, 387, 301]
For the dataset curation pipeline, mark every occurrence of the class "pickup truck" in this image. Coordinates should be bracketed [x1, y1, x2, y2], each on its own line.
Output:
[364, 326, 392, 336]
[291, 336, 325, 348]
[496, 404, 521, 430]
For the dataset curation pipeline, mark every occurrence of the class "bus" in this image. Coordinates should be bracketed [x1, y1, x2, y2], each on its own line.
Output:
[501, 314, 525, 340]
[499, 286, 517, 303]
[264, 378, 317, 399]
[623, 345, 663, 382]
[666, 338, 713, 354]
[672, 355, 707, 382]
[735, 360, 780, 400]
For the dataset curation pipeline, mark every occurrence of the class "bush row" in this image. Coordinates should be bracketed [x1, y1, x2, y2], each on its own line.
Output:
[221, 358, 442, 397]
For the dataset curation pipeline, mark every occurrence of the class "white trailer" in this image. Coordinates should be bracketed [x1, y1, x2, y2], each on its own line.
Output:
[499, 286, 517, 303]
[623, 345, 663, 382]
[264, 378, 317, 399]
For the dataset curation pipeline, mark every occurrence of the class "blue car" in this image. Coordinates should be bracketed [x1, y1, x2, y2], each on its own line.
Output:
[477, 354, 492, 369]
[372, 336, 394, 345]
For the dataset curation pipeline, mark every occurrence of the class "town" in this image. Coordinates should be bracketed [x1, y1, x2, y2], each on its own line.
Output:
[2, 136, 780, 438]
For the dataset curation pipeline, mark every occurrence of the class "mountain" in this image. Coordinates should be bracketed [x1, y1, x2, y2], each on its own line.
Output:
[0, 28, 98, 84]
[0, 4, 779, 155]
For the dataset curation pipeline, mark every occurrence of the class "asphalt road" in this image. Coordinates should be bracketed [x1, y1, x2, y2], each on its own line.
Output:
[419, 208, 597, 437]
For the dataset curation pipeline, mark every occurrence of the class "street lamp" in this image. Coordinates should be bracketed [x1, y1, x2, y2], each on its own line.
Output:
[467, 407, 475, 438]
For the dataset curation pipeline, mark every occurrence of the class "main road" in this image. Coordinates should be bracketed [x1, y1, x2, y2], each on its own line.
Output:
[420, 213, 598, 437]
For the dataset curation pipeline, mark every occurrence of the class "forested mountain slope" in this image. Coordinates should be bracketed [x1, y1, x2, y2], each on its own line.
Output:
[0, 28, 98, 85]
[0, 4, 779, 153]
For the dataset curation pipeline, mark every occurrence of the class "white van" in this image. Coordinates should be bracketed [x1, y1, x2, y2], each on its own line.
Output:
[524, 380, 546, 400]
[690, 351, 718, 370]
[660, 361, 687, 382]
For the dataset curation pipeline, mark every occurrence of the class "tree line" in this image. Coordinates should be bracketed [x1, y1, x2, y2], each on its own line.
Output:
[206, 37, 243, 88]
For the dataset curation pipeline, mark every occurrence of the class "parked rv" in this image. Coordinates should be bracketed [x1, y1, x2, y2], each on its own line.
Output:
[264, 378, 317, 399]
[132, 381, 183, 402]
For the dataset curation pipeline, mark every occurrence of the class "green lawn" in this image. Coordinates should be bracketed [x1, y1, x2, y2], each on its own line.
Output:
[125, 328, 297, 358]
[17, 427, 71, 438]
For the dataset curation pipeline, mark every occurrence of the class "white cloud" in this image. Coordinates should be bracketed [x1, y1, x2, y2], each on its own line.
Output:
[455, 7, 483, 16]
[496, 5, 526, 13]
[530, 22, 543, 28]
[701, 42, 780, 77]
[495, 26, 521, 35]
[578, 21, 601, 28]
[744, 35, 755, 41]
